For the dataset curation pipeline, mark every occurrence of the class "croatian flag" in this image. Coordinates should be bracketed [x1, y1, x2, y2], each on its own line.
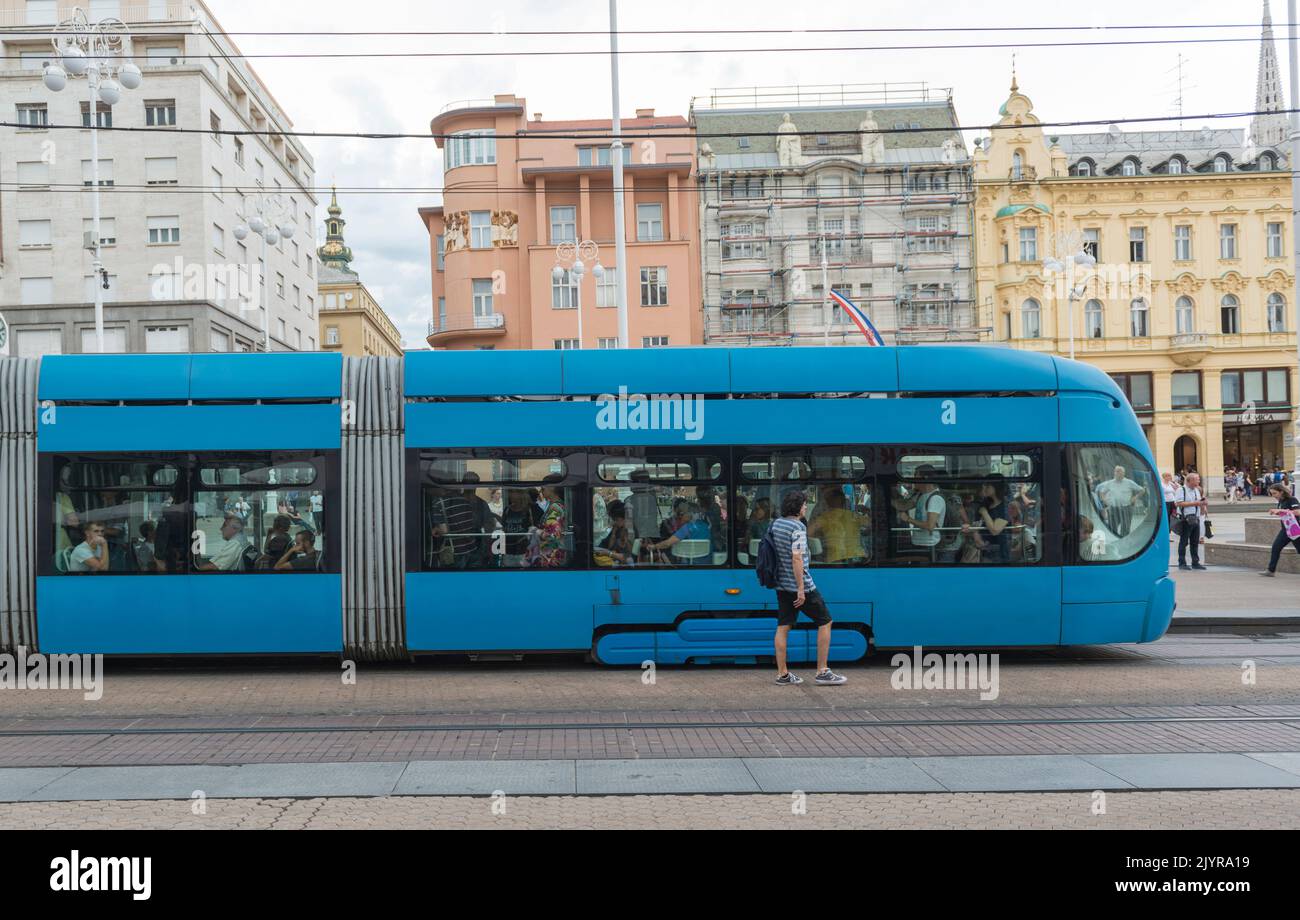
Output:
[829, 289, 886, 346]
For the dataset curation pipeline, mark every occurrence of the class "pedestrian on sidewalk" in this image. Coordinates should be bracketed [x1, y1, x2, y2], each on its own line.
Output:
[1260, 483, 1300, 577]
[1161, 472, 1178, 539]
[766, 490, 846, 686]
[1175, 473, 1208, 571]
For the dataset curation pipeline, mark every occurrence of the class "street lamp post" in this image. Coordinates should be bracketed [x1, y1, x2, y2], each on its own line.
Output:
[234, 193, 298, 352]
[42, 9, 143, 354]
[553, 240, 605, 350]
[1044, 234, 1098, 361]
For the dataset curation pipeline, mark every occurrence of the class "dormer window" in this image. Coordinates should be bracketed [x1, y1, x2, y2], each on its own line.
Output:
[1076, 160, 1093, 177]
[1122, 159, 1137, 177]
[1260, 152, 1275, 171]
[1168, 158, 1183, 175]
[1214, 155, 1229, 173]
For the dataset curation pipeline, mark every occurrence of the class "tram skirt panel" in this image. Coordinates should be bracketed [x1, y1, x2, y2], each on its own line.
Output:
[341, 356, 407, 660]
[0, 357, 40, 654]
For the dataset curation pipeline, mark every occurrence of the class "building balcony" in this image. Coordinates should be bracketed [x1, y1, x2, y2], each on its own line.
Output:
[1009, 166, 1038, 182]
[1169, 331, 1213, 366]
[427, 312, 507, 347]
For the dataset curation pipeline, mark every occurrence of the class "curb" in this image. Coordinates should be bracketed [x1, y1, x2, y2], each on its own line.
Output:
[1168, 616, 1300, 635]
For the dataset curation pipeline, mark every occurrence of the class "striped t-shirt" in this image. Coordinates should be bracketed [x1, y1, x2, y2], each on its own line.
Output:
[770, 516, 816, 593]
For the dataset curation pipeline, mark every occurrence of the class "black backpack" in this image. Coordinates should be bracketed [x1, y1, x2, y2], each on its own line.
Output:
[755, 528, 781, 589]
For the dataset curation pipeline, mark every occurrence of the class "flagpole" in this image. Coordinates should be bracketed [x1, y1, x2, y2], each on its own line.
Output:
[821, 237, 830, 346]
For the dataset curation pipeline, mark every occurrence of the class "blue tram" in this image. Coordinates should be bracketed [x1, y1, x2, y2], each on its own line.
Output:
[18, 346, 1174, 661]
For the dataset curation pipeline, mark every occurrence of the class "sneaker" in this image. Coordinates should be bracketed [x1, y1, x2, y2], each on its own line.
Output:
[814, 669, 848, 686]
[1178, 564, 1191, 571]
[1260, 571, 1277, 577]
[1192, 564, 1208, 571]
[775, 672, 804, 686]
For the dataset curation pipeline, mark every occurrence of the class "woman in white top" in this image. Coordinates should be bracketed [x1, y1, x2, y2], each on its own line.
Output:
[1161, 472, 1179, 537]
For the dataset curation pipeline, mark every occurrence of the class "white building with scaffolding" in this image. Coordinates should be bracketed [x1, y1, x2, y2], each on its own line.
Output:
[692, 84, 980, 346]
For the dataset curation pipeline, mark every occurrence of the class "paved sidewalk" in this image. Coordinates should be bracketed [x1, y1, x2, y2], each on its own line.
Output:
[3, 751, 1300, 804]
[4, 789, 1297, 830]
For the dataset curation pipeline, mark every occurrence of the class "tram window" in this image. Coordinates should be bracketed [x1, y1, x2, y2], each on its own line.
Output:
[1068, 444, 1159, 563]
[422, 450, 578, 570]
[737, 449, 871, 567]
[194, 457, 324, 573]
[593, 450, 728, 568]
[52, 459, 186, 574]
[884, 447, 1043, 566]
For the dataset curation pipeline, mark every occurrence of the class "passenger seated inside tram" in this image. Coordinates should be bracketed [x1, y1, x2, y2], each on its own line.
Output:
[734, 495, 750, 558]
[498, 488, 541, 567]
[808, 488, 867, 564]
[67, 522, 111, 573]
[274, 530, 320, 571]
[594, 500, 635, 567]
[695, 485, 726, 553]
[261, 514, 294, 569]
[963, 477, 1011, 564]
[645, 499, 712, 564]
[197, 514, 251, 572]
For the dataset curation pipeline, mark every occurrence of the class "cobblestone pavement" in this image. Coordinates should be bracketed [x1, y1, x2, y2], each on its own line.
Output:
[1, 636, 1298, 721]
[2, 789, 1297, 829]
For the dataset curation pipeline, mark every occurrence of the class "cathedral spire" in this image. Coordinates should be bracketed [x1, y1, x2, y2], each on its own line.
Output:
[317, 186, 354, 273]
[1251, 0, 1289, 148]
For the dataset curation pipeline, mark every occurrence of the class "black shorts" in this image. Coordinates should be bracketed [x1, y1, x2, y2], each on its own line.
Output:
[776, 589, 832, 628]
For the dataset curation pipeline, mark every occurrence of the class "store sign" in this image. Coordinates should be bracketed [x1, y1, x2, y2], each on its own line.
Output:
[1226, 401, 1291, 426]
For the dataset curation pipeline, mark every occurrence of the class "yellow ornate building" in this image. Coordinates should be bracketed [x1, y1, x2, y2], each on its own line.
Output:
[317, 190, 404, 358]
[974, 79, 1298, 486]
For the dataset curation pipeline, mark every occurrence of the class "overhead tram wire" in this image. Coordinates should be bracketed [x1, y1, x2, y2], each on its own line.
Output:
[0, 34, 1293, 61]
[2, 106, 1297, 144]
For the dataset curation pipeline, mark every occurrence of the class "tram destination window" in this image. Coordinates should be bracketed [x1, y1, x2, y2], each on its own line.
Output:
[593, 450, 728, 568]
[737, 448, 871, 568]
[421, 449, 579, 570]
[51, 459, 185, 574]
[194, 458, 325, 574]
[883, 448, 1043, 566]
[1068, 444, 1159, 563]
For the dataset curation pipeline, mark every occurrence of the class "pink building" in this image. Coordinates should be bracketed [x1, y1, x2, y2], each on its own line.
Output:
[420, 94, 701, 350]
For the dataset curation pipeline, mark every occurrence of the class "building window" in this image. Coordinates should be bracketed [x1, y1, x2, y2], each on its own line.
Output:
[1174, 225, 1192, 261]
[81, 159, 113, 186]
[17, 161, 49, 187]
[80, 327, 127, 353]
[1122, 159, 1137, 176]
[1171, 371, 1203, 409]
[642, 336, 670, 348]
[1267, 293, 1287, 332]
[1110, 372, 1154, 412]
[1168, 158, 1183, 175]
[1130, 298, 1150, 337]
[234, 137, 245, 166]
[597, 337, 619, 349]
[1221, 368, 1289, 407]
[16, 103, 48, 127]
[144, 99, 176, 126]
[1128, 227, 1146, 262]
[1011, 152, 1023, 180]
[209, 110, 221, 143]
[80, 102, 112, 128]
[1260, 153, 1276, 171]
[1221, 294, 1240, 333]
[1175, 296, 1195, 334]
[637, 204, 664, 242]
[211, 223, 224, 255]
[553, 339, 579, 350]
[1076, 161, 1092, 177]
[26, 1, 58, 25]
[20, 277, 54, 305]
[1020, 299, 1041, 339]
[147, 216, 181, 244]
[596, 267, 619, 308]
[549, 207, 576, 244]
[640, 267, 668, 306]
[1214, 155, 1229, 173]
[144, 326, 190, 353]
[552, 268, 579, 310]
[1082, 228, 1100, 261]
[470, 211, 492, 249]
[438, 298, 446, 328]
[445, 131, 496, 170]
[1267, 222, 1284, 258]
[578, 146, 631, 167]
[436, 234, 445, 271]
[18, 219, 52, 248]
[145, 156, 178, 185]
[472, 279, 494, 318]
[1084, 299, 1104, 338]
[1219, 224, 1238, 260]
[1018, 227, 1037, 262]
[210, 167, 223, 199]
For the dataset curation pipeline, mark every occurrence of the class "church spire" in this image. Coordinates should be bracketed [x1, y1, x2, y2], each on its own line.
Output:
[1251, 0, 1289, 148]
[317, 186, 354, 273]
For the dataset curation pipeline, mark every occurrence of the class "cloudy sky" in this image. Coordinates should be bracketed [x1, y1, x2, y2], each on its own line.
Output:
[212, 0, 1287, 348]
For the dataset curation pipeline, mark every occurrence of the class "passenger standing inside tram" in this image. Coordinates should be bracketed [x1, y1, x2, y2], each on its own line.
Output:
[625, 470, 662, 553]
[499, 489, 541, 567]
[530, 479, 568, 568]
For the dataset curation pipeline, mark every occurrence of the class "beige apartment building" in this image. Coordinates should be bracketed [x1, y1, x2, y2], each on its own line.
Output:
[316, 191, 402, 357]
